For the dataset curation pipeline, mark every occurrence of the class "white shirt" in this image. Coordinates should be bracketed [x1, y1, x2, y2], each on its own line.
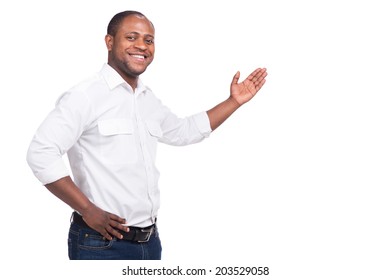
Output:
[27, 63, 211, 227]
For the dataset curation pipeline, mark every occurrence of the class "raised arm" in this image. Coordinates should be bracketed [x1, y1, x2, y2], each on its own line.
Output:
[206, 68, 267, 131]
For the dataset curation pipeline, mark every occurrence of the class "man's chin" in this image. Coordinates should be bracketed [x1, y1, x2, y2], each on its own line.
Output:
[125, 64, 148, 77]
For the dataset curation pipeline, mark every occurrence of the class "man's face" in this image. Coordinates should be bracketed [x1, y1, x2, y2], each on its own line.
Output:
[106, 15, 155, 80]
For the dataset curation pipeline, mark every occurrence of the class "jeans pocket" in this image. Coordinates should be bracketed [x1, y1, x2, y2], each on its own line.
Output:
[78, 229, 113, 251]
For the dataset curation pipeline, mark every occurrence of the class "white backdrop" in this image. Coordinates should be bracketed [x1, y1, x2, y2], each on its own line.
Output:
[1, 0, 389, 279]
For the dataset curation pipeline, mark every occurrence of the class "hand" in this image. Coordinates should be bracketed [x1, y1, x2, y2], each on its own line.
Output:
[81, 204, 129, 240]
[230, 68, 267, 105]
[44, 176, 129, 240]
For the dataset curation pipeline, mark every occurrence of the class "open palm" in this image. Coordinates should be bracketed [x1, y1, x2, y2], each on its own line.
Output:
[230, 68, 267, 105]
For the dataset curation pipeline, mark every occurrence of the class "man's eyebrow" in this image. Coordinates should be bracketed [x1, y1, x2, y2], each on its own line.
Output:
[125, 31, 154, 38]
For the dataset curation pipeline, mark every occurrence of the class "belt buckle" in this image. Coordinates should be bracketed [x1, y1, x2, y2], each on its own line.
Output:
[137, 227, 154, 243]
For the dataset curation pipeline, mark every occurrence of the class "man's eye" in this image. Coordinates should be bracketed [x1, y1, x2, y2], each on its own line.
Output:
[127, 36, 136, 41]
[145, 39, 154, 44]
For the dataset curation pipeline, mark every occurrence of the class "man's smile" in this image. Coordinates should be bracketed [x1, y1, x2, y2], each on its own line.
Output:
[129, 53, 148, 61]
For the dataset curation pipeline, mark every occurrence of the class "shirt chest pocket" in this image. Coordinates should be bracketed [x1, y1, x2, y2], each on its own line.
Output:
[97, 119, 138, 164]
[145, 121, 163, 139]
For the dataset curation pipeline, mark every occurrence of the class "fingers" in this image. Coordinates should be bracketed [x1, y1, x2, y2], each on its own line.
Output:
[108, 212, 129, 231]
[235, 67, 267, 89]
[100, 228, 115, 241]
[249, 68, 267, 90]
[99, 222, 129, 240]
[82, 206, 129, 240]
[89, 223, 120, 241]
[98, 220, 129, 241]
[105, 225, 123, 240]
[251, 68, 267, 80]
[108, 212, 126, 225]
[102, 213, 129, 240]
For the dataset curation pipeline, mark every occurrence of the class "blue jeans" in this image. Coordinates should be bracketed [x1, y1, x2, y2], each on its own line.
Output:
[68, 222, 162, 260]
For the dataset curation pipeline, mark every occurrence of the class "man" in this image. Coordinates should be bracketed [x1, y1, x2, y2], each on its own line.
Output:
[26, 10, 267, 260]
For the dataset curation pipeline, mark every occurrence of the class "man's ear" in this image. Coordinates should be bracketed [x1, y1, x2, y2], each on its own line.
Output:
[105, 34, 113, 51]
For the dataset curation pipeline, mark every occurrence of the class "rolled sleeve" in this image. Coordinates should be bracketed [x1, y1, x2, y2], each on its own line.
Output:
[26, 89, 92, 186]
[33, 158, 70, 185]
[192, 111, 212, 137]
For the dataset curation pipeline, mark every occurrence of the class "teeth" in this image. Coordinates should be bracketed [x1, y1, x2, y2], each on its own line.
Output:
[132, 55, 145, 59]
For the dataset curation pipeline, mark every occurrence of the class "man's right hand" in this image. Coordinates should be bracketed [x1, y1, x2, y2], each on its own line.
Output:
[45, 176, 130, 241]
[81, 204, 129, 240]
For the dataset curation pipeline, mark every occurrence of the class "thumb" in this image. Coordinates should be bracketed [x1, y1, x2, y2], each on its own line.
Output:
[231, 71, 240, 86]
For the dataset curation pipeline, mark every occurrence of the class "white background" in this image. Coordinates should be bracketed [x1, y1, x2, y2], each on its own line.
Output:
[1, 0, 389, 279]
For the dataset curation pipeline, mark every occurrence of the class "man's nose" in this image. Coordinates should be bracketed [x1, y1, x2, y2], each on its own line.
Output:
[134, 39, 147, 50]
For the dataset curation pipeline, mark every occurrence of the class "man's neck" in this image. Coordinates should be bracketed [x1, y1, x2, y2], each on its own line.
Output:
[107, 62, 138, 91]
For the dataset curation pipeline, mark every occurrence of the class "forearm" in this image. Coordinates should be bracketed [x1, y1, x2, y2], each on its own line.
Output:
[45, 176, 93, 215]
[206, 68, 267, 131]
[206, 96, 241, 131]
[45, 176, 128, 240]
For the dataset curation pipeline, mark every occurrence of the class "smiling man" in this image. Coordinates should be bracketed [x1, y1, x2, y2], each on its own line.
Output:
[26, 10, 267, 260]
[106, 12, 155, 88]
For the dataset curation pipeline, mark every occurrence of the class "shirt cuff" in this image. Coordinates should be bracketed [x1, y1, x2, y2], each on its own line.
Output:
[34, 158, 70, 185]
[192, 111, 212, 137]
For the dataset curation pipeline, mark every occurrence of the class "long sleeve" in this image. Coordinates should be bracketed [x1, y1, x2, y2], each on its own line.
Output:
[26, 90, 93, 185]
[158, 111, 211, 146]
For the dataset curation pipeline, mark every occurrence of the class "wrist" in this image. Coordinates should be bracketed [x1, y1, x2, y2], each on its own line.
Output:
[78, 200, 95, 216]
[227, 96, 242, 109]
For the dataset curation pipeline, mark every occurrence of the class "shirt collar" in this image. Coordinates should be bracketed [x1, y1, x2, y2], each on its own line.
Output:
[100, 63, 147, 94]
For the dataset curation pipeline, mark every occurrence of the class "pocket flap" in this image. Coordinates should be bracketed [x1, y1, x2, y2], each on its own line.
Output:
[98, 119, 133, 136]
[146, 121, 163, 138]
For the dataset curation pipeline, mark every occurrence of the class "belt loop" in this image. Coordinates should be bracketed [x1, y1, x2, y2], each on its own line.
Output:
[70, 212, 75, 223]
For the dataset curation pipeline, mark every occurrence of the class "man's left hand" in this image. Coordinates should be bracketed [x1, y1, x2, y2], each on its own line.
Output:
[230, 68, 267, 105]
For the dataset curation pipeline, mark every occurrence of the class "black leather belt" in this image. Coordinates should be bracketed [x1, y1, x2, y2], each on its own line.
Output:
[72, 212, 155, 243]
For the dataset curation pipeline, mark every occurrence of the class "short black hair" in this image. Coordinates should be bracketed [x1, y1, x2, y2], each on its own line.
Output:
[107, 10, 153, 36]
